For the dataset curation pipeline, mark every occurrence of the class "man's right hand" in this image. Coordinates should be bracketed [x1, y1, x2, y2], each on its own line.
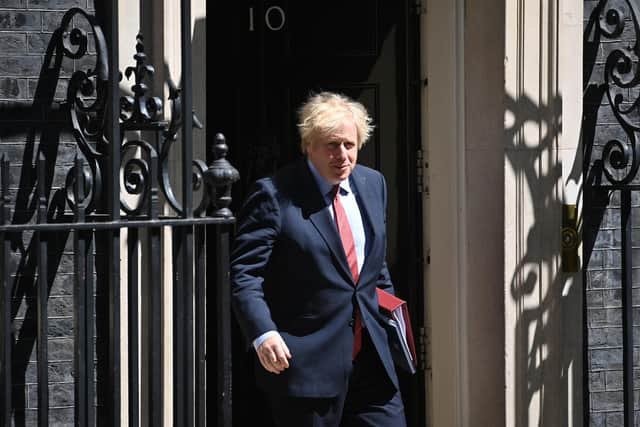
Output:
[256, 334, 292, 374]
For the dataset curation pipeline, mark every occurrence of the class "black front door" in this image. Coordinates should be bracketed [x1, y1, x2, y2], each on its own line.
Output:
[209, 1, 424, 425]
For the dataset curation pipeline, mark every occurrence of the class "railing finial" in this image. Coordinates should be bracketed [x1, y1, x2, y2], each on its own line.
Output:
[204, 133, 239, 218]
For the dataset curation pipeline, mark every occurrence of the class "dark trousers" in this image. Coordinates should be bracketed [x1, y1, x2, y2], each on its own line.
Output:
[267, 332, 407, 427]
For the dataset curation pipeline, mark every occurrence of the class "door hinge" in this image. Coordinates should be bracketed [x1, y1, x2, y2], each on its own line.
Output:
[414, 0, 427, 15]
[416, 149, 429, 195]
[418, 326, 428, 371]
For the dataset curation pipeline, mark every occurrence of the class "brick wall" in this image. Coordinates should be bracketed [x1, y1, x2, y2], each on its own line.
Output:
[584, 1, 640, 425]
[584, 190, 628, 426]
[0, 1, 99, 425]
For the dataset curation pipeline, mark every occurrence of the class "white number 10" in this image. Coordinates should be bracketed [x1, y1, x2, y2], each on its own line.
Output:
[249, 6, 286, 32]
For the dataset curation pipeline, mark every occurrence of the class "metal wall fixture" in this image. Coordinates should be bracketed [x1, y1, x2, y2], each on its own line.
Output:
[0, 3, 237, 426]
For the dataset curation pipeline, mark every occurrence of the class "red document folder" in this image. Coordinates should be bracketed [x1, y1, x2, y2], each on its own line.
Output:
[376, 288, 417, 374]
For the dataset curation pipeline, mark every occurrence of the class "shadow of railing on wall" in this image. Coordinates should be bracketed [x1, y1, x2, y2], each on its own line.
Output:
[505, 87, 584, 426]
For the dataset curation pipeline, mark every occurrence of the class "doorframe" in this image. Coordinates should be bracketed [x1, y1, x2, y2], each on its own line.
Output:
[422, 0, 468, 425]
[401, 2, 427, 427]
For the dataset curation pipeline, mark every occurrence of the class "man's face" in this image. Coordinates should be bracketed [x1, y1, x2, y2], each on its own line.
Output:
[306, 119, 359, 184]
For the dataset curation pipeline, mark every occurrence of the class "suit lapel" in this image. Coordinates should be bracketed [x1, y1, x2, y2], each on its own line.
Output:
[298, 161, 354, 284]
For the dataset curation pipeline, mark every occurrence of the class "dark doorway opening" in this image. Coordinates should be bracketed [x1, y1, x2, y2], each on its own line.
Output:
[209, 1, 424, 425]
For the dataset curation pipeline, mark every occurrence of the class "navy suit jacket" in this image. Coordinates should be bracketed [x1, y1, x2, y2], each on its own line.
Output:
[230, 158, 399, 397]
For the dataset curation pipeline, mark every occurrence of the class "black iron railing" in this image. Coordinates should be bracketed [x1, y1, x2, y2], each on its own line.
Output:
[0, 2, 236, 426]
[585, 0, 640, 425]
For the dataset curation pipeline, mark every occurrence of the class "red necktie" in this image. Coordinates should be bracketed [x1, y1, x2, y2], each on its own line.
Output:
[332, 185, 362, 359]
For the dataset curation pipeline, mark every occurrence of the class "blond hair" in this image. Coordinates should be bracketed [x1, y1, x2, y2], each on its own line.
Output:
[297, 92, 374, 152]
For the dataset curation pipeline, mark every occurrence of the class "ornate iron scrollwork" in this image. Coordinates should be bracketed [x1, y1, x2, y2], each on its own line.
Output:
[120, 139, 157, 216]
[59, 8, 109, 213]
[57, 11, 238, 219]
[157, 78, 207, 216]
[593, 0, 640, 185]
[120, 34, 163, 124]
[117, 34, 230, 218]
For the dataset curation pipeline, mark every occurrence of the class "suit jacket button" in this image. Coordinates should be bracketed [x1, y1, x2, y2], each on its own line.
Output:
[348, 318, 355, 327]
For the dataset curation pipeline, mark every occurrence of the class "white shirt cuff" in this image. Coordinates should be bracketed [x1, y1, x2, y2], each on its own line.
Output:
[252, 330, 279, 350]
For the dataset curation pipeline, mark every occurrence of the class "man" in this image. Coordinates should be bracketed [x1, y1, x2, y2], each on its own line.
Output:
[231, 92, 406, 426]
